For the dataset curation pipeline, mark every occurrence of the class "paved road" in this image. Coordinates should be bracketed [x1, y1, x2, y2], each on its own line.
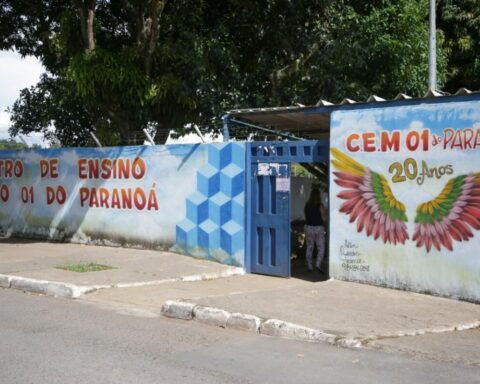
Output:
[1, 289, 478, 384]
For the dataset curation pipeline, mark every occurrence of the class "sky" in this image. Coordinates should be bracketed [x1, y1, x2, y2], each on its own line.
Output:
[0, 50, 45, 146]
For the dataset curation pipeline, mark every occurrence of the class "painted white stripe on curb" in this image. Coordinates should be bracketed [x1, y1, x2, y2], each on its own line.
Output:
[260, 319, 337, 344]
[10, 276, 49, 295]
[115, 278, 178, 288]
[0, 266, 245, 299]
[227, 313, 262, 333]
[194, 306, 230, 328]
[0, 274, 11, 288]
[161, 300, 196, 320]
[6, 275, 109, 298]
[114, 266, 244, 288]
[181, 267, 245, 283]
[454, 320, 480, 331]
[160, 301, 349, 347]
[361, 320, 480, 345]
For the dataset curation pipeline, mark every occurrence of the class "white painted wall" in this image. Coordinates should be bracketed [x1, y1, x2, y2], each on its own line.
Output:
[290, 177, 327, 221]
[329, 100, 480, 302]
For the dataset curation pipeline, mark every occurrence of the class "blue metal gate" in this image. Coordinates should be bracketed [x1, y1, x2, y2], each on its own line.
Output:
[246, 140, 329, 277]
[249, 161, 291, 276]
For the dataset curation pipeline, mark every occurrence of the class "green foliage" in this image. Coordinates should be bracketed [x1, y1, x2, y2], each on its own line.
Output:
[320, 0, 447, 99]
[0, 0, 475, 146]
[0, 139, 28, 150]
[195, 0, 446, 109]
[438, 0, 480, 92]
[314, 0, 446, 100]
[69, 50, 148, 105]
[9, 74, 95, 146]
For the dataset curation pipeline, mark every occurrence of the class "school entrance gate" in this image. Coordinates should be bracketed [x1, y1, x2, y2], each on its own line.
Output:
[246, 140, 329, 277]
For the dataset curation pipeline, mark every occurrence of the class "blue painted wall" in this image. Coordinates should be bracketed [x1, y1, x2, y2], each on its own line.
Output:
[174, 142, 246, 267]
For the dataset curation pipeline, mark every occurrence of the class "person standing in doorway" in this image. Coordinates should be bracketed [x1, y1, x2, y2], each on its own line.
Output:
[304, 187, 327, 272]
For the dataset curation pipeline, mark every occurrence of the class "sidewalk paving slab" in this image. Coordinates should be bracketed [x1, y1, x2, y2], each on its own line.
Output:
[0, 239, 241, 287]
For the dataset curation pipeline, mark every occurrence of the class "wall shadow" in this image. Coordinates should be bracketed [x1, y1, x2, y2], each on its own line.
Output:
[291, 257, 329, 282]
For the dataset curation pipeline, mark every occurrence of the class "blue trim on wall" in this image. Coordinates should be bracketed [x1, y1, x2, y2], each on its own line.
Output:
[248, 140, 329, 163]
[245, 150, 253, 273]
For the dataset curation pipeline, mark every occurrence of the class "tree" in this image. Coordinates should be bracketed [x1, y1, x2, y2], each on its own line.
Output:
[438, 0, 480, 92]
[191, 0, 447, 109]
[0, 139, 30, 150]
[9, 74, 94, 146]
[1, 1, 449, 146]
[2, 0, 207, 146]
[310, 0, 448, 101]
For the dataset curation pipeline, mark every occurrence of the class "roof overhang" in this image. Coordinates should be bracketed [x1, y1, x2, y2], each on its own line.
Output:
[226, 89, 480, 140]
[228, 106, 331, 139]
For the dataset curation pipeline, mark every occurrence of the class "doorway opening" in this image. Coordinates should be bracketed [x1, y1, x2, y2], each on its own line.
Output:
[246, 140, 329, 278]
[290, 162, 329, 282]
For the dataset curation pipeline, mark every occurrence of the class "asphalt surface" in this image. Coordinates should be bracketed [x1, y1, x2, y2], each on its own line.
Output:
[1, 289, 479, 384]
[371, 329, 480, 367]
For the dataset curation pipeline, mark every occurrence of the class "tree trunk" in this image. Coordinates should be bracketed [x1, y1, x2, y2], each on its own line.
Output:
[144, 0, 166, 76]
[154, 121, 170, 145]
[86, 1, 95, 52]
[76, 0, 96, 52]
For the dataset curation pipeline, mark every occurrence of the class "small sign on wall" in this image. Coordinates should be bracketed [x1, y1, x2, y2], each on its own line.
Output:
[276, 177, 290, 192]
[257, 163, 288, 177]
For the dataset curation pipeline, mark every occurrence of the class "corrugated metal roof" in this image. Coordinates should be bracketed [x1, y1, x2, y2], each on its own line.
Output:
[227, 88, 479, 139]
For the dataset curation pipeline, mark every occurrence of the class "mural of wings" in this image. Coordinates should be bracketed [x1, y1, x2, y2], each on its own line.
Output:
[331, 148, 409, 245]
[413, 173, 480, 252]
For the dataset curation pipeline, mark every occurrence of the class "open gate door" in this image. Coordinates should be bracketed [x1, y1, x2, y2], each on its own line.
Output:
[246, 140, 330, 278]
[249, 162, 291, 277]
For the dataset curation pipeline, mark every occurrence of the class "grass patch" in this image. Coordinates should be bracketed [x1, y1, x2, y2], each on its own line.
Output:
[55, 262, 116, 273]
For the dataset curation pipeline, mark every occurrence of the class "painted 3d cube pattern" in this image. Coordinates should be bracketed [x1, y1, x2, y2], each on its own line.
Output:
[175, 143, 245, 267]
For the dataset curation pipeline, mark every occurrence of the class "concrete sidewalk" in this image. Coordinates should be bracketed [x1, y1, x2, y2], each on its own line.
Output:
[86, 274, 480, 346]
[1, 239, 480, 348]
[0, 238, 243, 297]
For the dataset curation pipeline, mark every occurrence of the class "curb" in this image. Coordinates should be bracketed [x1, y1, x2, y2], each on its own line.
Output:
[0, 274, 12, 289]
[160, 300, 480, 349]
[161, 300, 361, 348]
[360, 320, 480, 345]
[114, 267, 245, 288]
[0, 267, 245, 299]
[1, 273, 108, 299]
